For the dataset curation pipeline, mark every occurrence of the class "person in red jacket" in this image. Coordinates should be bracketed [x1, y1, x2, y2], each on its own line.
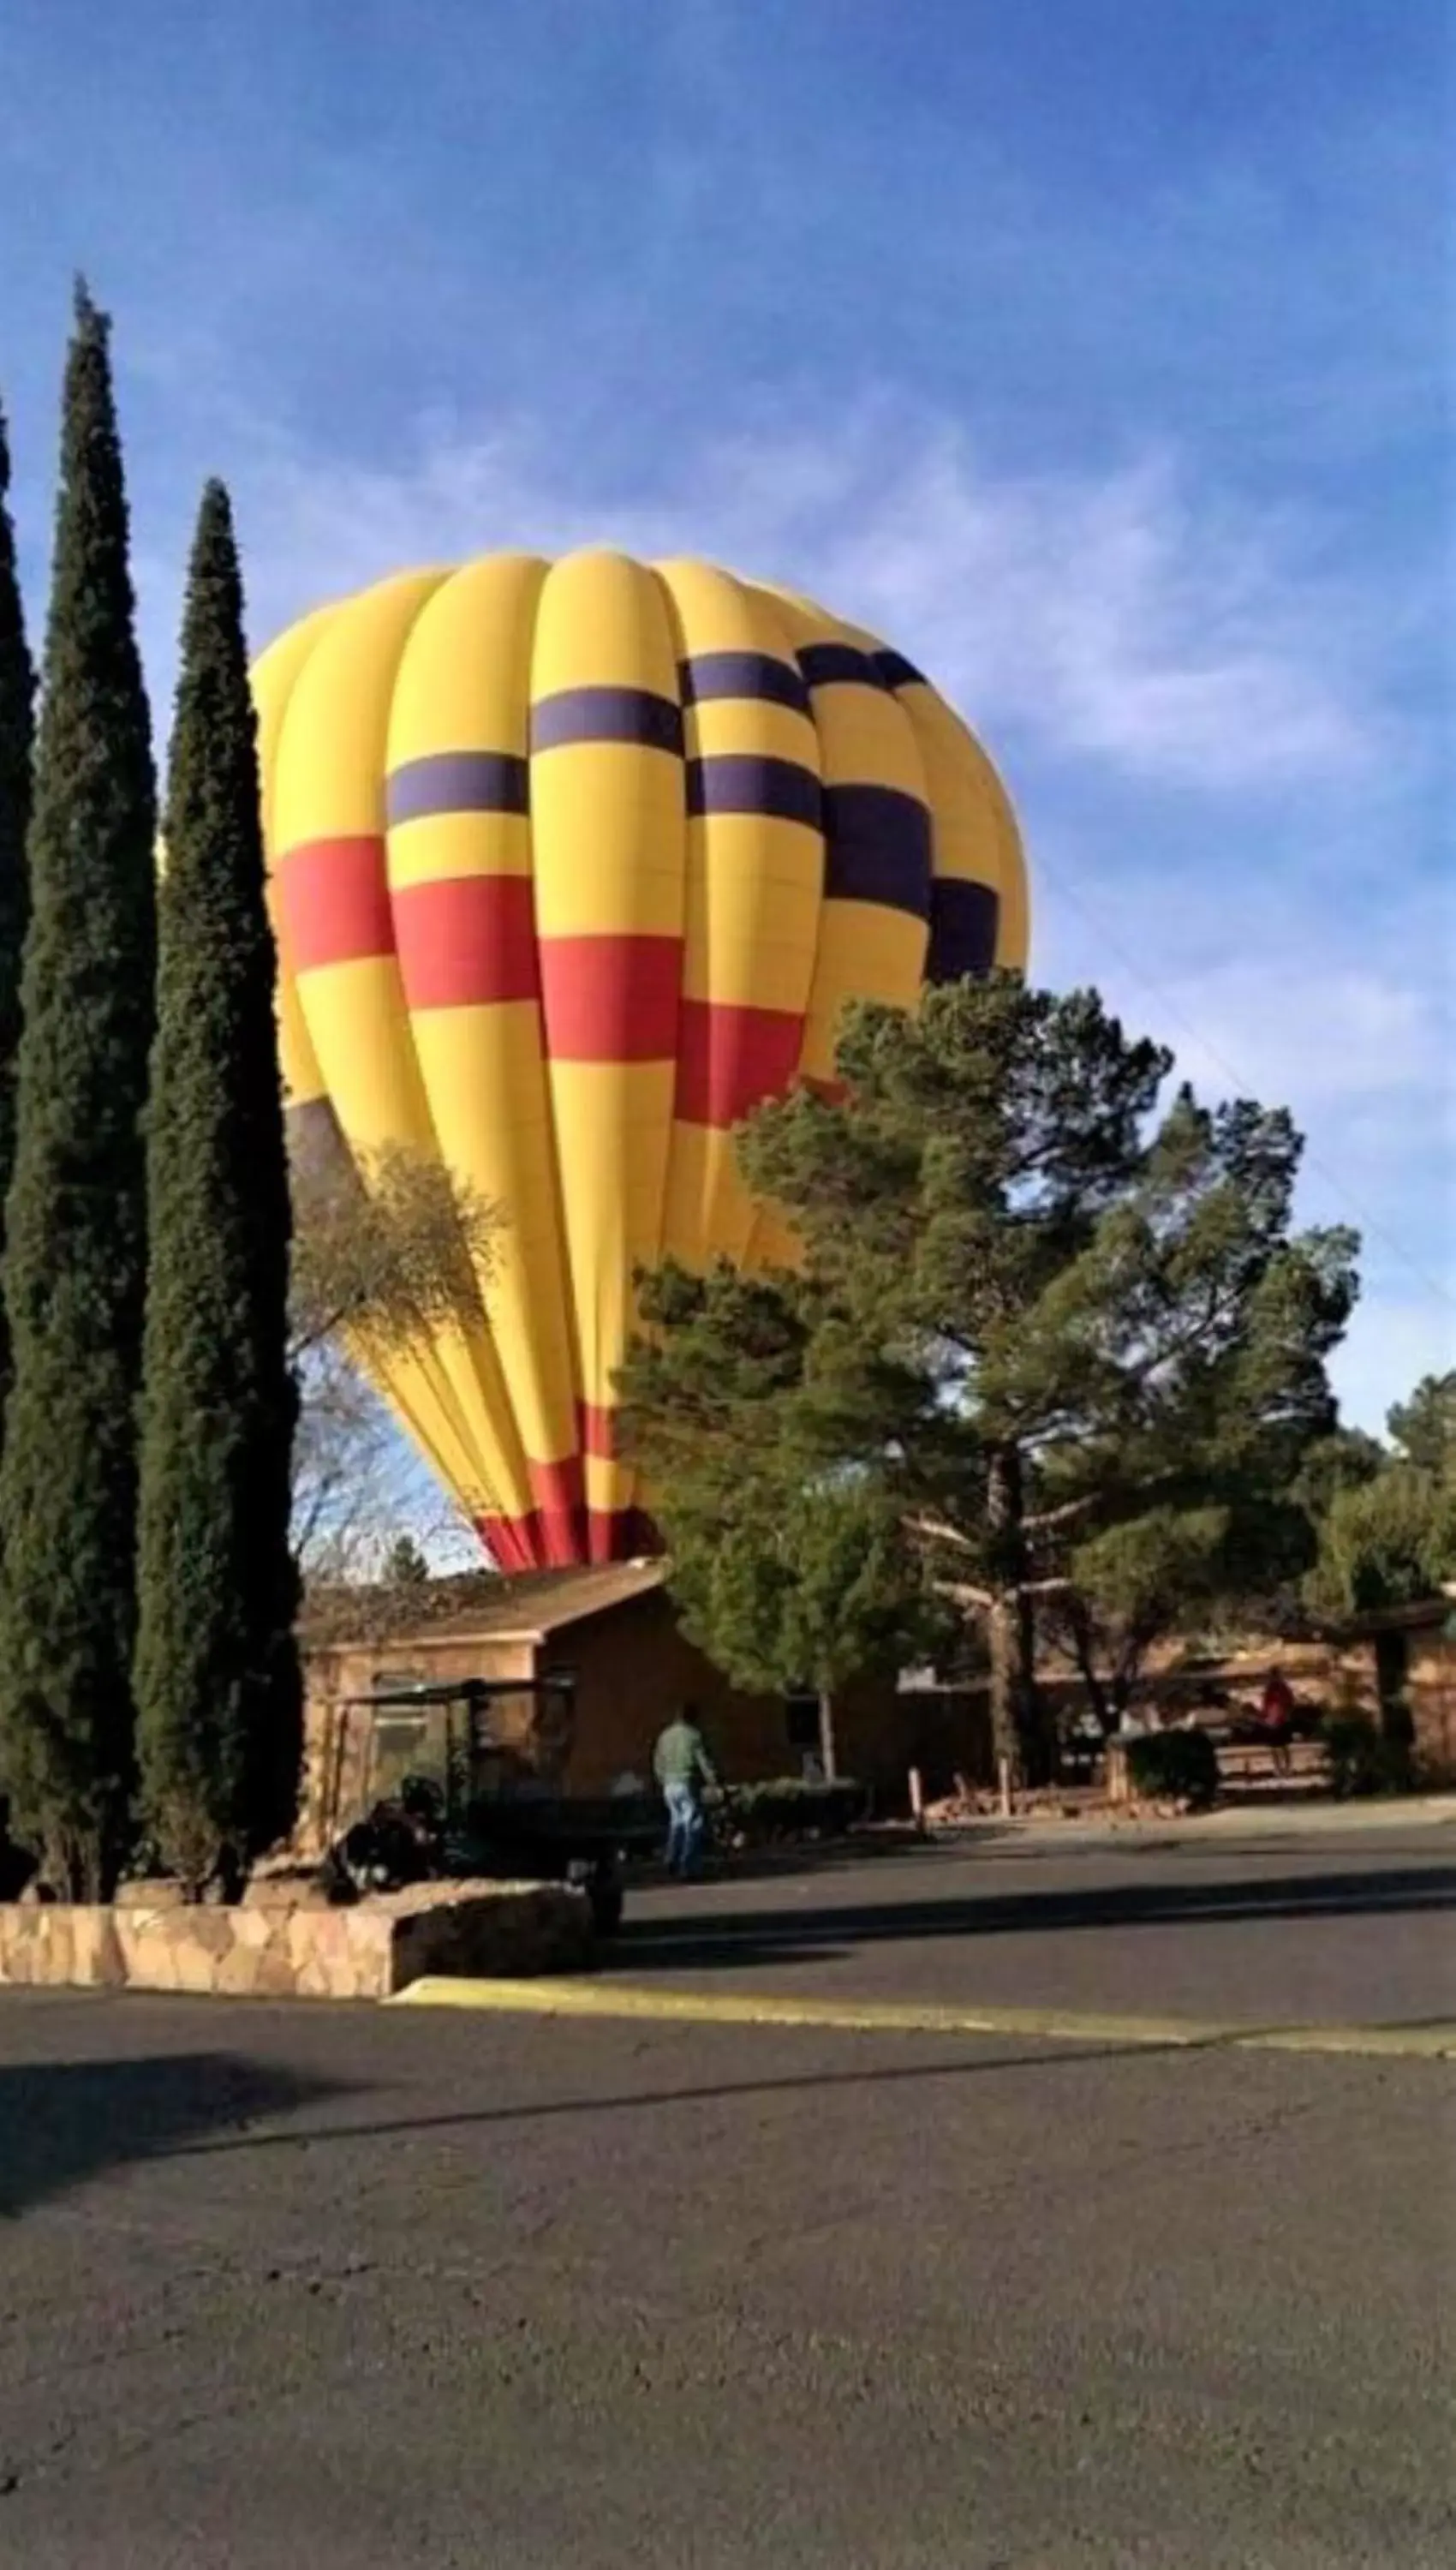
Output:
[1260, 1669, 1297, 1778]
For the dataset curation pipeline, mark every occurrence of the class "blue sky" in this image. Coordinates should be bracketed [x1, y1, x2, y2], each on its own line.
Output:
[3, 0, 1451, 1479]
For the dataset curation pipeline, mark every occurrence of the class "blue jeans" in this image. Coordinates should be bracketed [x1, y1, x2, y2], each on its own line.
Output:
[663, 1780, 704, 1877]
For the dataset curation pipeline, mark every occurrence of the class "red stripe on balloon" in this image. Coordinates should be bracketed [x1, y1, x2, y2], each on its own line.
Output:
[538, 935, 682, 1061]
[277, 836, 391, 971]
[529, 1454, 586, 1513]
[393, 875, 540, 1008]
[577, 1399, 618, 1461]
[528, 1455, 588, 1569]
[474, 1502, 657, 1570]
[477, 1513, 534, 1573]
[673, 998, 803, 1128]
[534, 1513, 583, 1569]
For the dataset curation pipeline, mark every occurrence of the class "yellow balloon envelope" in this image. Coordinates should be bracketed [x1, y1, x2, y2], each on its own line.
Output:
[252, 551, 1029, 1568]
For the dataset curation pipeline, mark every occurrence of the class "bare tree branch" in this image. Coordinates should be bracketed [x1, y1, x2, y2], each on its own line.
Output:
[904, 1512, 980, 1556]
[1023, 1493, 1098, 1534]
[289, 1140, 500, 1368]
[287, 1140, 502, 1578]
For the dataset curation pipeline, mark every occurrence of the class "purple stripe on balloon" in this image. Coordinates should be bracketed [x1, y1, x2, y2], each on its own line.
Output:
[531, 685, 684, 756]
[797, 641, 887, 691]
[385, 750, 530, 826]
[677, 651, 810, 715]
[874, 648, 927, 690]
[927, 879, 1000, 983]
[685, 755, 822, 830]
[821, 785, 933, 919]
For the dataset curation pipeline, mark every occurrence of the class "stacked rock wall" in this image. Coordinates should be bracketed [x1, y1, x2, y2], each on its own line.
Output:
[0, 1880, 593, 2000]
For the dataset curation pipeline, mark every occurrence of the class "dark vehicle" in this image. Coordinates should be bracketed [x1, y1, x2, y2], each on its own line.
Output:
[328, 1671, 660, 1934]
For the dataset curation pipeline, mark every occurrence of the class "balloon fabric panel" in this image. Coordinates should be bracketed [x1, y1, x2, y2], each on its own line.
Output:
[253, 552, 1028, 1567]
[252, 605, 491, 1524]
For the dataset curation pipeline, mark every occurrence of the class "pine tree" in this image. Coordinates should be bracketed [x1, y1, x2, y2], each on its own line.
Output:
[648, 1461, 937, 1782]
[623, 977, 1358, 1781]
[1387, 1372, 1456, 1479]
[134, 481, 301, 1887]
[0, 285, 157, 1897]
[0, 396, 37, 1419]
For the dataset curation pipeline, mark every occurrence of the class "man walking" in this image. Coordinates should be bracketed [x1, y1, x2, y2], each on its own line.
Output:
[652, 1702, 719, 1880]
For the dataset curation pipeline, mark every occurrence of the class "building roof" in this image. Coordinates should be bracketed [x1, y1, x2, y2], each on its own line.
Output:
[302, 1558, 667, 1650]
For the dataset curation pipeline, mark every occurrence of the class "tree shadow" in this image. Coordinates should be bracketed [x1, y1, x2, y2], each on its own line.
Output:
[610, 1862, 1456, 1974]
[629, 1831, 986, 1892]
[150, 2036, 1159, 2166]
[0, 2052, 349, 2218]
[1118, 1835, 1456, 1865]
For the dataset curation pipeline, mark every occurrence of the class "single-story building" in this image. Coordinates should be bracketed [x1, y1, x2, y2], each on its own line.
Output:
[298, 1571, 1456, 1853]
[299, 1561, 992, 1850]
[1324, 1593, 1456, 1778]
[1089, 1604, 1456, 1783]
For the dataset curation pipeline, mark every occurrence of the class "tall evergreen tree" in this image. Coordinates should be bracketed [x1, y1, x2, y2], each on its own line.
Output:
[1387, 1372, 1456, 1479]
[134, 481, 301, 1886]
[0, 396, 37, 1418]
[0, 285, 157, 1897]
[623, 977, 1358, 1779]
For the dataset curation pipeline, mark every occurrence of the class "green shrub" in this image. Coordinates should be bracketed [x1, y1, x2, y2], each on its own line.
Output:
[1124, 1729, 1220, 1810]
[705, 1777, 868, 1844]
[1321, 1716, 1412, 1800]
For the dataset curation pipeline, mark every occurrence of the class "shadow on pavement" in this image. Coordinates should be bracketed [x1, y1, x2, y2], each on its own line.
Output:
[630, 1831, 983, 1891]
[611, 1861, 1456, 1975]
[0, 2053, 348, 2217]
[1078, 1836, 1456, 1864]
[150, 2038, 1156, 2163]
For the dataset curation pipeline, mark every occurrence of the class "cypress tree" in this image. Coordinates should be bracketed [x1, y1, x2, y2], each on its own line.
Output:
[134, 481, 301, 1887]
[0, 285, 157, 1898]
[0, 397, 36, 1418]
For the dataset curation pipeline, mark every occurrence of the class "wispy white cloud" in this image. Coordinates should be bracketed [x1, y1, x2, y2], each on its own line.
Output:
[744, 426, 1387, 791]
[1328, 1298, 1453, 1440]
[1034, 883, 1453, 1431]
[128, 391, 1444, 1434]
[172, 397, 1393, 804]
[1156, 955, 1445, 1113]
[1030, 826, 1452, 1360]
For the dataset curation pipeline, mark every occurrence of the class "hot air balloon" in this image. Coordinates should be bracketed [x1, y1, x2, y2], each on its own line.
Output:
[252, 553, 1029, 1570]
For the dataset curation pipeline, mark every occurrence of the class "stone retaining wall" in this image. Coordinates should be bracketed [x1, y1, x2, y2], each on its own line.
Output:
[0, 1878, 594, 2002]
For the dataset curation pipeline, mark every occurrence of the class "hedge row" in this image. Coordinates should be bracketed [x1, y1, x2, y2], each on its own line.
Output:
[1123, 1730, 1220, 1809]
[705, 1778, 869, 1844]
[1125, 1714, 1415, 1806]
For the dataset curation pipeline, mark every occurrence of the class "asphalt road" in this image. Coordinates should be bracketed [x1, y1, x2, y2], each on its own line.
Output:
[1, 1826, 1453, 2570]
[606, 1819, 1456, 2029]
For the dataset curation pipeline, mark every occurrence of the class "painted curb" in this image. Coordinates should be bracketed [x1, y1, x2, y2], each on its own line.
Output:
[389, 1975, 1456, 2059]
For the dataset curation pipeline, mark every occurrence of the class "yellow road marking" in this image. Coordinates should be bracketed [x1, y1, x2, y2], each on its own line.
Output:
[389, 1976, 1456, 2059]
